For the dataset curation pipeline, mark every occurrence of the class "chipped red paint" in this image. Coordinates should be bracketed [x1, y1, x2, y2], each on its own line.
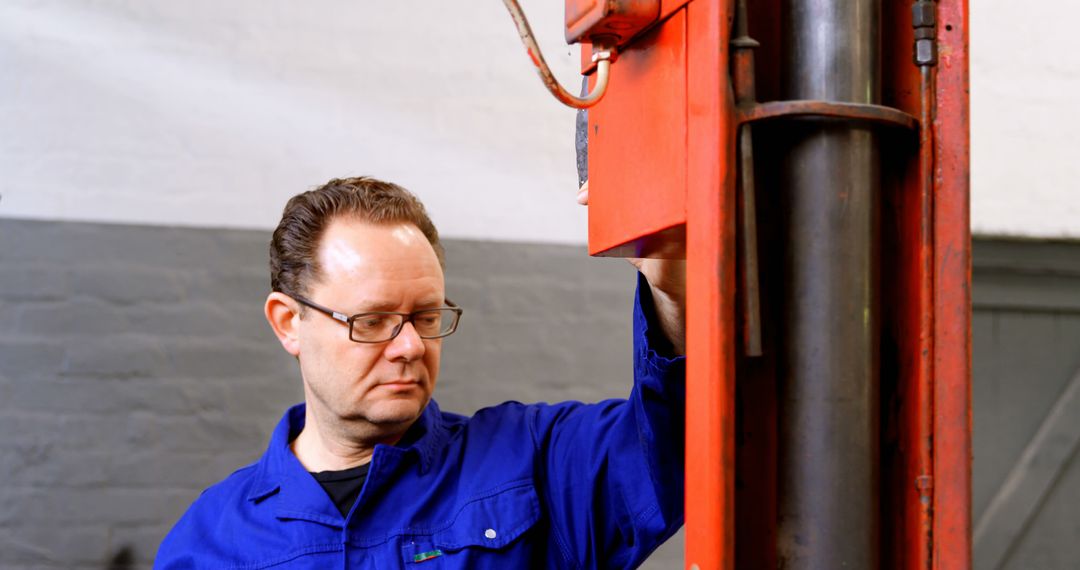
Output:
[932, 0, 972, 567]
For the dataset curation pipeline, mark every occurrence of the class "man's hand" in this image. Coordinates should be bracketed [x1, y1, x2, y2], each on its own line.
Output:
[578, 182, 686, 354]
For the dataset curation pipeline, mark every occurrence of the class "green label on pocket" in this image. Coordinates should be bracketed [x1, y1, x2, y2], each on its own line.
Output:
[412, 549, 444, 563]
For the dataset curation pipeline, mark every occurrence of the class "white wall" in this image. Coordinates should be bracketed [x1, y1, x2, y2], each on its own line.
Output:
[970, 3, 1080, 239]
[0, 1, 587, 244]
[2, 1, 1078, 242]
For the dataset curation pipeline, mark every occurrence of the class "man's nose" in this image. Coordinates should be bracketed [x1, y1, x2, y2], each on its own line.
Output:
[384, 321, 426, 361]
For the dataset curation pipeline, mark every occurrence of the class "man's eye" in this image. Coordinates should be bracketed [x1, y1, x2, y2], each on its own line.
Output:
[358, 316, 386, 329]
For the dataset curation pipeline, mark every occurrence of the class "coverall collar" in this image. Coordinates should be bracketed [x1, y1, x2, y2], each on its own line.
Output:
[244, 400, 449, 512]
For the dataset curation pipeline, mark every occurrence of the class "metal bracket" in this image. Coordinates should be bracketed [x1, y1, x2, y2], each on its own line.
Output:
[738, 100, 920, 131]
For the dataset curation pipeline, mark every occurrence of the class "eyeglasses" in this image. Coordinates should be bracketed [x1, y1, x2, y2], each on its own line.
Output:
[294, 296, 463, 343]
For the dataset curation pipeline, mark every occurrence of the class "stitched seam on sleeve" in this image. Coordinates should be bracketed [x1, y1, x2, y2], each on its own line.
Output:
[549, 494, 583, 570]
[528, 405, 541, 453]
[634, 503, 660, 526]
[531, 406, 585, 570]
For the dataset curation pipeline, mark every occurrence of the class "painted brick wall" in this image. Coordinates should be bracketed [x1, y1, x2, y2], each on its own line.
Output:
[971, 239, 1080, 569]
[0, 219, 303, 569]
[0, 218, 683, 569]
[7, 222, 1080, 569]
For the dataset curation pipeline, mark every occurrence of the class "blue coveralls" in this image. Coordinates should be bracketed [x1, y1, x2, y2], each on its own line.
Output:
[156, 279, 686, 569]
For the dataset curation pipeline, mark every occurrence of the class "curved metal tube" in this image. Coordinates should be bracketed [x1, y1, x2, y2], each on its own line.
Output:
[501, 0, 613, 109]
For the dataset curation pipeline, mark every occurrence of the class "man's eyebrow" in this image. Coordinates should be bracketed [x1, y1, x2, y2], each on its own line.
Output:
[353, 300, 401, 313]
[353, 298, 443, 313]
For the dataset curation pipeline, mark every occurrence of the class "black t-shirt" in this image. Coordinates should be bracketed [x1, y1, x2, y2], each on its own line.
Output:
[311, 463, 370, 517]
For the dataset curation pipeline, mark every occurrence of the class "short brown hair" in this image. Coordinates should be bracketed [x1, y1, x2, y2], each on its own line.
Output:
[269, 176, 445, 298]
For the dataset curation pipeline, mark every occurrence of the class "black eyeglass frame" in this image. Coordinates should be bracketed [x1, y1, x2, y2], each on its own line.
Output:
[293, 296, 463, 344]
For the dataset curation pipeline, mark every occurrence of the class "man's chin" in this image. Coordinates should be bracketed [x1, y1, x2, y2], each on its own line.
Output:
[361, 399, 428, 426]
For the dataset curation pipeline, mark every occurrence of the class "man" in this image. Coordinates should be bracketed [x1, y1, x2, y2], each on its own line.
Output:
[156, 177, 686, 569]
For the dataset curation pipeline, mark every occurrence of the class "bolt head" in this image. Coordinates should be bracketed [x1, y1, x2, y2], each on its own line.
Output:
[912, 2, 936, 27]
[915, 39, 937, 65]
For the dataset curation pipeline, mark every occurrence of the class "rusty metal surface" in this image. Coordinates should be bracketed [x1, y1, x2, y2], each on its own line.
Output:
[736, 125, 763, 357]
[731, 0, 763, 357]
[738, 100, 918, 130]
[776, 0, 881, 568]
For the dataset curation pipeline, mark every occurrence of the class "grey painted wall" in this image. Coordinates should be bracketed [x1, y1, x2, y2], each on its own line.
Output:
[6, 218, 1079, 570]
[972, 239, 1080, 570]
[0, 218, 682, 569]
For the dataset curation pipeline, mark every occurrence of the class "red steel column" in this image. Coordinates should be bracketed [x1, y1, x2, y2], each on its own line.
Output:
[932, 0, 971, 567]
[684, 0, 736, 568]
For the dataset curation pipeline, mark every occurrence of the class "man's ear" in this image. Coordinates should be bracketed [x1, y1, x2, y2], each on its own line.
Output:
[265, 292, 302, 357]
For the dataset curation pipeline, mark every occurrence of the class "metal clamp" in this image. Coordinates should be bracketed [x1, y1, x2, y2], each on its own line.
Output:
[738, 100, 920, 131]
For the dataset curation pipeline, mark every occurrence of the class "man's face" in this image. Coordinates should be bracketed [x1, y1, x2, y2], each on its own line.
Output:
[296, 217, 445, 431]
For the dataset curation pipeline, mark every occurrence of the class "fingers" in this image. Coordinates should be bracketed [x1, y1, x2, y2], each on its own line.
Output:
[576, 181, 589, 206]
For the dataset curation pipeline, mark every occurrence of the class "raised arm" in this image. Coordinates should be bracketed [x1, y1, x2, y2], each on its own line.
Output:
[529, 274, 687, 568]
[578, 181, 687, 354]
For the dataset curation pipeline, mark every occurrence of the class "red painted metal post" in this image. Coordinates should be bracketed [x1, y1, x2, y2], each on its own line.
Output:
[932, 0, 971, 567]
[685, 0, 736, 568]
[573, 0, 967, 566]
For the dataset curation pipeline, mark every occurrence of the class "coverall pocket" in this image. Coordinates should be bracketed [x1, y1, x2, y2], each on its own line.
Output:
[401, 482, 541, 568]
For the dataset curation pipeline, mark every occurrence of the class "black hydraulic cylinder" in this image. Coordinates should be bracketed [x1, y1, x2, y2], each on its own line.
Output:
[777, 0, 881, 568]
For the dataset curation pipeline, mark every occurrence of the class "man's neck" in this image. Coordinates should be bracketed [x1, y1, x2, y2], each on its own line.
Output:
[291, 407, 412, 473]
